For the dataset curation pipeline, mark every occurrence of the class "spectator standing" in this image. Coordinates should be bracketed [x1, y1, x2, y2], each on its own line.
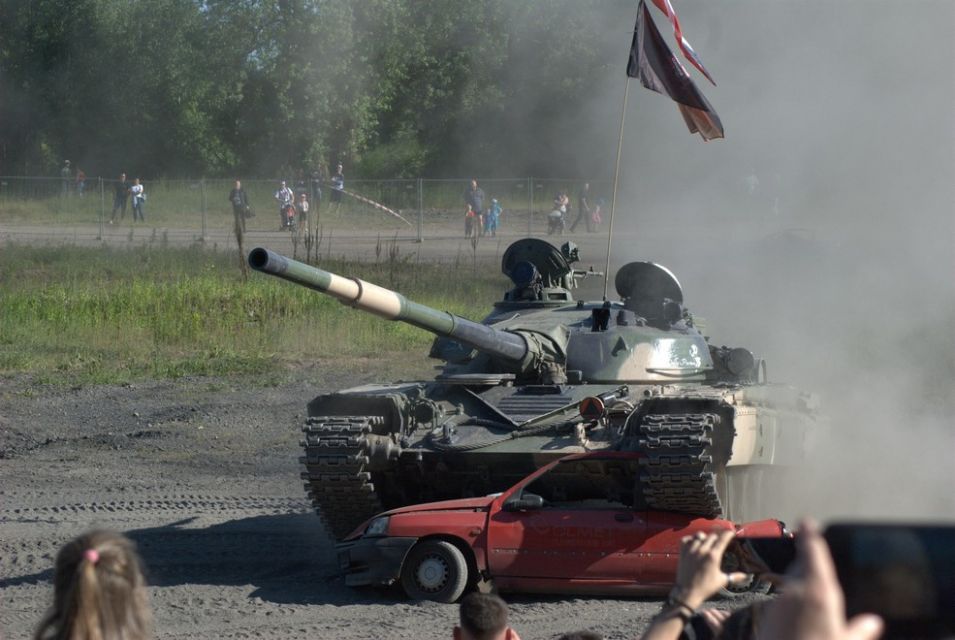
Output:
[294, 169, 308, 199]
[570, 182, 592, 233]
[130, 178, 145, 222]
[110, 173, 130, 223]
[591, 197, 604, 231]
[60, 160, 72, 196]
[229, 179, 250, 233]
[75, 168, 87, 197]
[484, 198, 502, 237]
[33, 529, 153, 640]
[465, 204, 479, 238]
[464, 179, 486, 235]
[330, 163, 345, 212]
[454, 593, 521, 640]
[296, 192, 310, 233]
[274, 180, 295, 228]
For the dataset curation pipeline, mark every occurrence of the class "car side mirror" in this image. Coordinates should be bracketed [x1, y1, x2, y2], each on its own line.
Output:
[502, 493, 545, 512]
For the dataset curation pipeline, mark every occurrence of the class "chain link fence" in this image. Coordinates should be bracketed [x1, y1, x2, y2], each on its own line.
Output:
[0, 175, 613, 243]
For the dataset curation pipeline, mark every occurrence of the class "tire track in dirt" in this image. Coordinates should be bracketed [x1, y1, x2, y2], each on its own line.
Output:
[0, 495, 309, 522]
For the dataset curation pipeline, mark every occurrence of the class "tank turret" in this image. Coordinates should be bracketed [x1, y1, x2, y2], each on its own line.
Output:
[248, 240, 816, 541]
[248, 247, 567, 383]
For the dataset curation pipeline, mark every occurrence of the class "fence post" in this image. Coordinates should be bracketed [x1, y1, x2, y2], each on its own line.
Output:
[527, 177, 533, 235]
[416, 178, 423, 243]
[98, 177, 105, 240]
[200, 178, 208, 241]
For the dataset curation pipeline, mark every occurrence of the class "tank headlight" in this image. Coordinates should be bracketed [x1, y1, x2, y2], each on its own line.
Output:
[365, 516, 390, 537]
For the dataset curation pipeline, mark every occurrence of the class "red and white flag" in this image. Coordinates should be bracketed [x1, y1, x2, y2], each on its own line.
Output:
[650, 0, 716, 86]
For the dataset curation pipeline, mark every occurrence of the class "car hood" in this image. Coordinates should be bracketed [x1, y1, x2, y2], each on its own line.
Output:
[383, 495, 496, 516]
[341, 496, 498, 541]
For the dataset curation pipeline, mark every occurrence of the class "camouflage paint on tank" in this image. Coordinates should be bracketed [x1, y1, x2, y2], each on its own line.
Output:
[250, 240, 819, 539]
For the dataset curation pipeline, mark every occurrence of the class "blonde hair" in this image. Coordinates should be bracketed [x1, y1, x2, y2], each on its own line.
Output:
[34, 530, 152, 640]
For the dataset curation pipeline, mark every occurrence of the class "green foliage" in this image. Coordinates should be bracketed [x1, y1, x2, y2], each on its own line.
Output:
[0, 244, 502, 384]
[0, 0, 630, 178]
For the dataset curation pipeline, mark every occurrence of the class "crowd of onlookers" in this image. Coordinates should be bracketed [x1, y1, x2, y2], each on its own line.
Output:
[464, 179, 605, 240]
[23, 520, 884, 640]
[54, 162, 611, 240]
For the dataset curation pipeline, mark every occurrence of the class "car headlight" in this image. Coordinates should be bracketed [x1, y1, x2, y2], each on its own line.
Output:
[365, 516, 390, 537]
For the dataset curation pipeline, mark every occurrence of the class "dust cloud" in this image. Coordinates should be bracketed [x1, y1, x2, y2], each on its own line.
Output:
[594, 1, 954, 521]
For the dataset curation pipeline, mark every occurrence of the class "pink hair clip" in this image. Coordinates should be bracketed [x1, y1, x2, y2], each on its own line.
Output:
[84, 549, 100, 565]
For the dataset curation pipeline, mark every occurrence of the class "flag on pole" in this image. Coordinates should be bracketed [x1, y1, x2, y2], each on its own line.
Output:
[627, 0, 723, 141]
[650, 0, 716, 85]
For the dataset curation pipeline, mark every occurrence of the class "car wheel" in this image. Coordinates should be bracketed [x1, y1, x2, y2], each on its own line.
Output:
[400, 540, 469, 603]
[718, 551, 771, 599]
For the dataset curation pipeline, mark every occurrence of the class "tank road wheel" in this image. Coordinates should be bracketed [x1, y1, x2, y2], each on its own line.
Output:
[400, 540, 469, 603]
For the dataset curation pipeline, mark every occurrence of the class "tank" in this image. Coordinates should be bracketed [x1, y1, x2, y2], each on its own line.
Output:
[248, 239, 816, 539]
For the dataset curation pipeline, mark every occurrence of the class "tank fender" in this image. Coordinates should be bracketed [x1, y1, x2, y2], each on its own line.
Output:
[307, 390, 412, 435]
[726, 405, 778, 466]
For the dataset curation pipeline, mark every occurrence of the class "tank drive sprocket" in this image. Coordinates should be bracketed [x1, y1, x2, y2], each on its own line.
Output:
[300, 416, 384, 539]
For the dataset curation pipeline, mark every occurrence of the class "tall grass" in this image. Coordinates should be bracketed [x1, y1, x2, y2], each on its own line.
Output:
[0, 244, 503, 384]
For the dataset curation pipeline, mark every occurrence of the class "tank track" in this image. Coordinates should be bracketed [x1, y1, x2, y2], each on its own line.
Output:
[637, 412, 723, 518]
[299, 416, 384, 540]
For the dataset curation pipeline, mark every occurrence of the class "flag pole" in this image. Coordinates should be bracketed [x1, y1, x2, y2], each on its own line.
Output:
[602, 76, 631, 301]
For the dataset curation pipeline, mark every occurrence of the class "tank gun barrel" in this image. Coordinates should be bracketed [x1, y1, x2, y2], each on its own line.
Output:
[248, 248, 529, 364]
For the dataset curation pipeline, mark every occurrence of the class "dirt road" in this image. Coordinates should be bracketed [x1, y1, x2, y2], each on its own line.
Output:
[1, 368, 763, 640]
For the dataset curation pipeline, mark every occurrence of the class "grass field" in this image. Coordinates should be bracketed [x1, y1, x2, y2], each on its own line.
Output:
[0, 244, 504, 385]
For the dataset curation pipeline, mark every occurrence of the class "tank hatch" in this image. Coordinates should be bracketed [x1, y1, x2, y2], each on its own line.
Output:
[615, 262, 684, 327]
[615, 262, 683, 304]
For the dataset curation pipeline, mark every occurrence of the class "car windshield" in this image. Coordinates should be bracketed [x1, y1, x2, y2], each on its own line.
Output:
[522, 457, 644, 509]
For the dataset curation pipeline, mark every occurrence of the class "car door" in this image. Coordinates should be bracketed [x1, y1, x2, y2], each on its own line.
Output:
[640, 511, 733, 586]
[487, 455, 649, 582]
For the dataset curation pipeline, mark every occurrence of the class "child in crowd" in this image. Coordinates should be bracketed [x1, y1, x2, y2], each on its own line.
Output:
[484, 198, 502, 236]
[465, 204, 481, 238]
[34, 530, 153, 640]
[296, 192, 310, 233]
[591, 197, 605, 230]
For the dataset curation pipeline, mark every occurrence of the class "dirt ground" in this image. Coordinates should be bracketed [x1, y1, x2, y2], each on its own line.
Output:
[0, 366, 767, 640]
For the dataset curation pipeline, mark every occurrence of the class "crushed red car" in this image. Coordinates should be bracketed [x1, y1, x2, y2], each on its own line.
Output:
[336, 452, 786, 602]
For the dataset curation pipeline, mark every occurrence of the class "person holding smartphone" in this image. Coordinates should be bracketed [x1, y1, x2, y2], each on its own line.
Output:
[637, 523, 886, 640]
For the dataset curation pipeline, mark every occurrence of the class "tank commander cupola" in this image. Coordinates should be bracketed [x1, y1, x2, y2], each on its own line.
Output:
[615, 261, 685, 330]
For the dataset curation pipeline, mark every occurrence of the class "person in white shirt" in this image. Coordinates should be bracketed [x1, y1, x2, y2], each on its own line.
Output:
[130, 178, 145, 222]
[274, 181, 294, 228]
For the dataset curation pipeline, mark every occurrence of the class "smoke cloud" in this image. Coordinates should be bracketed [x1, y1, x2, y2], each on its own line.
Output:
[597, 0, 954, 521]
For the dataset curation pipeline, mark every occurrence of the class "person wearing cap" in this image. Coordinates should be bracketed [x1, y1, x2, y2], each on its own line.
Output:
[484, 197, 503, 237]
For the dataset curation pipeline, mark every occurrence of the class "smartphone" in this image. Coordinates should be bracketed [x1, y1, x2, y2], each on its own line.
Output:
[738, 523, 955, 639]
[735, 535, 797, 574]
[825, 523, 955, 639]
